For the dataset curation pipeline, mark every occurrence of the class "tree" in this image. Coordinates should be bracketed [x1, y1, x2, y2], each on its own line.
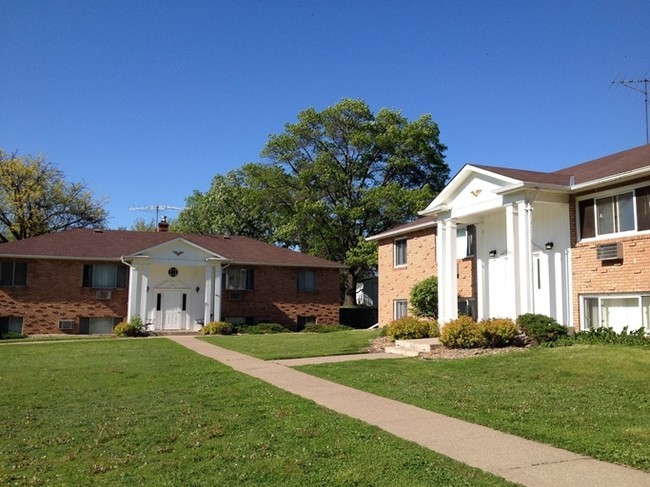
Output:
[410, 276, 438, 318]
[261, 99, 449, 303]
[0, 149, 107, 242]
[178, 99, 449, 304]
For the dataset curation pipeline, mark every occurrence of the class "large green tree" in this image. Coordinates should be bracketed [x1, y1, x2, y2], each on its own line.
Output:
[0, 149, 107, 242]
[178, 99, 449, 303]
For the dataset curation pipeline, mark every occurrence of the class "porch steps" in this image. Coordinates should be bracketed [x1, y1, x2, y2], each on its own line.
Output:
[385, 338, 442, 357]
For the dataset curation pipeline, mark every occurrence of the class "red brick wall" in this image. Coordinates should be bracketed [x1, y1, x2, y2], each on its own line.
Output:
[0, 259, 128, 335]
[569, 180, 650, 329]
[221, 266, 341, 330]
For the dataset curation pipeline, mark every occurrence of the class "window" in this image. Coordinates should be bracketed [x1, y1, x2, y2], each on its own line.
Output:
[582, 294, 650, 333]
[456, 225, 476, 258]
[579, 185, 650, 239]
[393, 299, 408, 320]
[297, 315, 317, 330]
[224, 268, 254, 290]
[0, 262, 27, 286]
[83, 264, 127, 288]
[78, 317, 122, 335]
[394, 238, 407, 266]
[0, 317, 23, 334]
[297, 270, 316, 292]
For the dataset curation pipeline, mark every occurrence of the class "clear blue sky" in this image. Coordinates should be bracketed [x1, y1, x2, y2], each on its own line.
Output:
[2, 0, 649, 229]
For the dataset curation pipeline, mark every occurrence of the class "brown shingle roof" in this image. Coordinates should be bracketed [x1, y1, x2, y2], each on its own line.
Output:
[553, 144, 650, 184]
[0, 229, 346, 268]
[471, 165, 571, 186]
[366, 216, 436, 241]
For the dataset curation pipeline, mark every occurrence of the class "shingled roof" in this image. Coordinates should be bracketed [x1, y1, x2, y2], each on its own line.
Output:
[0, 229, 346, 268]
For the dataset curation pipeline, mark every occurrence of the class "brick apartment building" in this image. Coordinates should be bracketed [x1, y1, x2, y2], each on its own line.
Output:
[0, 226, 344, 335]
[369, 144, 650, 333]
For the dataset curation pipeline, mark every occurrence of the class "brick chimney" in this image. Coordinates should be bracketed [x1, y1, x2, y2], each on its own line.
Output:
[157, 216, 170, 232]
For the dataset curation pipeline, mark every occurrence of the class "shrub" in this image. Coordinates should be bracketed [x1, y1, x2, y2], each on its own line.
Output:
[201, 321, 234, 335]
[569, 326, 649, 346]
[440, 316, 484, 348]
[113, 316, 147, 337]
[385, 316, 435, 340]
[480, 318, 519, 347]
[302, 324, 352, 333]
[517, 313, 567, 345]
[0, 331, 27, 340]
[410, 276, 438, 318]
[238, 323, 290, 334]
[428, 320, 440, 338]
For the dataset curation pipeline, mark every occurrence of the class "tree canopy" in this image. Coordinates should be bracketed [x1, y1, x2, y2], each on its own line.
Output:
[0, 149, 107, 242]
[177, 99, 449, 303]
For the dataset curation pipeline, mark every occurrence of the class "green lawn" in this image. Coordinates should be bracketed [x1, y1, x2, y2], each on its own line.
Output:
[200, 329, 381, 360]
[0, 339, 518, 487]
[298, 345, 650, 472]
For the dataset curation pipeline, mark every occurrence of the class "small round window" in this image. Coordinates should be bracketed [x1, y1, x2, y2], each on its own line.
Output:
[168, 267, 179, 278]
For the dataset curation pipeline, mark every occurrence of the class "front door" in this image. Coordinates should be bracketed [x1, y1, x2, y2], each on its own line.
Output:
[162, 290, 183, 330]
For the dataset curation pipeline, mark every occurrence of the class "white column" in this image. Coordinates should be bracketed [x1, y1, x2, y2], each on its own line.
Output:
[204, 265, 214, 325]
[127, 264, 139, 322]
[213, 265, 222, 323]
[437, 218, 458, 324]
[505, 204, 519, 318]
[516, 201, 533, 315]
[139, 264, 149, 322]
[475, 222, 487, 321]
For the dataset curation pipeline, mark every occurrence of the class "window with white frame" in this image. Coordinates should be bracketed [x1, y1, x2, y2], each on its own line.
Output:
[456, 225, 476, 258]
[578, 185, 650, 239]
[393, 299, 408, 320]
[394, 238, 407, 266]
[582, 294, 650, 333]
[0, 316, 23, 334]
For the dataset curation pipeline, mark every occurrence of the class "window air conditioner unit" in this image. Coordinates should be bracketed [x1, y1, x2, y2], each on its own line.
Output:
[96, 290, 112, 300]
[229, 291, 243, 301]
[59, 320, 75, 330]
[596, 242, 623, 261]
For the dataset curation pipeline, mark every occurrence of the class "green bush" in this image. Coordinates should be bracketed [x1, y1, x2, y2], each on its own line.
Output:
[480, 318, 519, 347]
[0, 331, 27, 340]
[440, 316, 484, 348]
[428, 320, 440, 338]
[238, 323, 290, 334]
[410, 276, 438, 318]
[385, 316, 435, 340]
[113, 316, 147, 337]
[517, 313, 567, 344]
[568, 326, 649, 346]
[201, 321, 234, 335]
[302, 323, 352, 333]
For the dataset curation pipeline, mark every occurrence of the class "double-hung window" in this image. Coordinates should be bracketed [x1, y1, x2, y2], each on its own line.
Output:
[297, 270, 317, 292]
[83, 264, 127, 288]
[394, 238, 407, 267]
[582, 295, 650, 333]
[579, 185, 650, 239]
[393, 299, 408, 320]
[224, 268, 254, 290]
[0, 262, 27, 286]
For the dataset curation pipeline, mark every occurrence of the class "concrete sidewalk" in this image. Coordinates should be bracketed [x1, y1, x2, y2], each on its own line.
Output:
[168, 336, 650, 487]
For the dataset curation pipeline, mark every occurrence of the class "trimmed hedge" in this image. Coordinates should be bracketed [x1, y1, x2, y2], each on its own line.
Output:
[201, 321, 234, 335]
[302, 324, 352, 333]
[385, 316, 438, 340]
[517, 313, 567, 344]
[237, 323, 290, 334]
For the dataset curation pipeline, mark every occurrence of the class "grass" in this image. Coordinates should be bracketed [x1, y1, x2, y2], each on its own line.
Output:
[0, 339, 519, 487]
[200, 329, 381, 360]
[298, 345, 650, 472]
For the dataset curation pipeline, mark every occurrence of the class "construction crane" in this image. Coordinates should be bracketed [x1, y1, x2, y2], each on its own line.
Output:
[128, 204, 185, 224]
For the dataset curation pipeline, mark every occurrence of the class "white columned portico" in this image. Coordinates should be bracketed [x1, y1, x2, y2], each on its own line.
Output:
[504, 204, 519, 318]
[437, 217, 458, 324]
[516, 200, 534, 316]
[127, 264, 139, 322]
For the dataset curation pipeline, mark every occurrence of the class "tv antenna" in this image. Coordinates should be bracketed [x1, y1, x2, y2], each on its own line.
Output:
[129, 204, 185, 224]
[611, 78, 650, 144]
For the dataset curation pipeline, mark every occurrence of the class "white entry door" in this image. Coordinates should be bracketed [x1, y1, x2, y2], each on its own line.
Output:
[162, 290, 183, 330]
[533, 252, 551, 317]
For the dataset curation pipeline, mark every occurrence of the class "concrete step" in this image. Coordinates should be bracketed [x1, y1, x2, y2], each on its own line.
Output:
[395, 337, 442, 352]
[384, 346, 420, 357]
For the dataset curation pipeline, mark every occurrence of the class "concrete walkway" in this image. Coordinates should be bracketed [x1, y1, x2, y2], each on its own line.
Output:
[168, 336, 650, 487]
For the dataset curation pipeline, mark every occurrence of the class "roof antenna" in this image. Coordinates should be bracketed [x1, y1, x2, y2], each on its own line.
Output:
[611, 77, 650, 144]
[128, 204, 185, 224]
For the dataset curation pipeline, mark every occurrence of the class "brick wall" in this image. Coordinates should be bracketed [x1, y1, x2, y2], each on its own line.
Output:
[569, 189, 650, 329]
[0, 259, 128, 335]
[221, 266, 341, 330]
[376, 228, 437, 326]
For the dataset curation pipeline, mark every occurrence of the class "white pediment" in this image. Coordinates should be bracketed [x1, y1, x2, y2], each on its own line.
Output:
[125, 238, 228, 266]
[421, 165, 522, 219]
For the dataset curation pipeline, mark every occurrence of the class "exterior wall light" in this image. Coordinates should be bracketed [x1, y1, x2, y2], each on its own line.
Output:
[195, 286, 200, 293]
[488, 249, 497, 257]
[545, 241, 554, 250]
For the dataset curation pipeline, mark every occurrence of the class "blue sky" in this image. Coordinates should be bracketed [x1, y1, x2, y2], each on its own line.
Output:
[2, 0, 649, 229]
